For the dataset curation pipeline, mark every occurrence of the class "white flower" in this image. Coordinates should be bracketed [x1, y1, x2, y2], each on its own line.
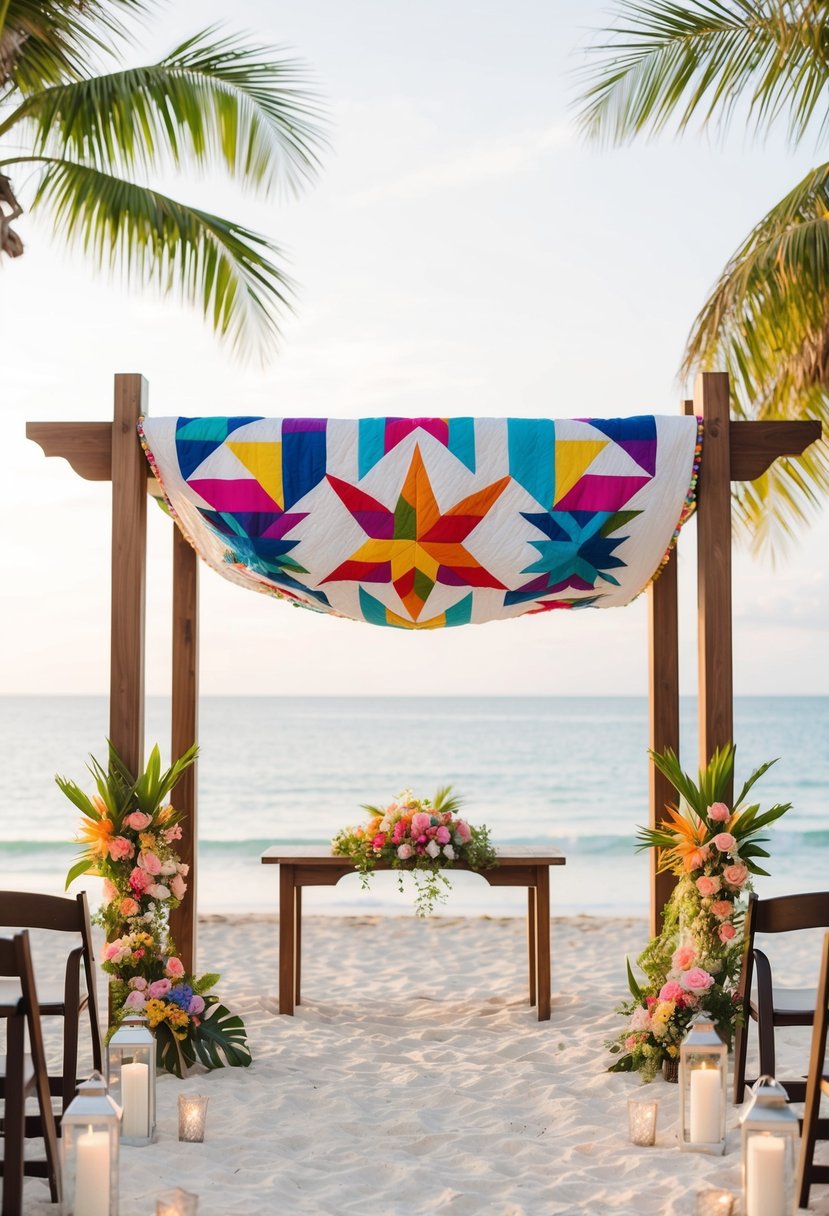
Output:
[443, 844, 456, 860]
[426, 840, 440, 859]
[160, 859, 178, 876]
[147, 883, 170, 901]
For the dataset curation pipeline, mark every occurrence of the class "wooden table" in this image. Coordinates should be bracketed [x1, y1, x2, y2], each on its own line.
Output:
[260, 845, 566, 1021]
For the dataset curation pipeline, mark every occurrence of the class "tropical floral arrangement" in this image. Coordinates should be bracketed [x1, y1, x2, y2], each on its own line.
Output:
[607, 744, 791, 1081]
[59, 742, 251, 1077]
[331, 787, 497, 917]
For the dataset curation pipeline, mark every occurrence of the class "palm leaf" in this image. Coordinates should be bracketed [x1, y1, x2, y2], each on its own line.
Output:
[1, 0, 147, 93]
[432, 785, 464, 815]
[734, 758, 779, 808]
[0, 156, 294, 356]
[155, 1021, 190, 1079]
[2, 29, 326, 192]
[64, 856, 95, 890]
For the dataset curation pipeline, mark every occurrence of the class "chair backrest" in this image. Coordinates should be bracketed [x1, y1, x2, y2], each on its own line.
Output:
[0, 930, 47, 1056]
[0, 891, 90, 934]
[751, 891, 829, 935]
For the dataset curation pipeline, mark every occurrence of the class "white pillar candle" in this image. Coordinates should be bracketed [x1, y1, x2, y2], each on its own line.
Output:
[74, 1128, 110, 1216]
[689, 1066, 721, 1143]
[121, 1061, 149, 1138]
[746, 1136, 786, 1216]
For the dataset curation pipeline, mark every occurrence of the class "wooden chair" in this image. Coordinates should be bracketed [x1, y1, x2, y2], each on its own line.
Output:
[0, 931, 61, 1214]
[0, 892, 102, 1118]
[733, 890, 829, 1103]
[797, 930, 829, 1210]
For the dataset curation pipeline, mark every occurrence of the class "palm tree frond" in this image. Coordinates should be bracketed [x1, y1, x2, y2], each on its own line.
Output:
[8, 156, 294, 357]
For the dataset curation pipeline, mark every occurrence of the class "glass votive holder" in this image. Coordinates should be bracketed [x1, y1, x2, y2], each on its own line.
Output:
[156, 1188, 199, 1216]
[694, 1189, 734, 1216]
[177, 1094, 209, 1143]
[627, 1096, 659, 1146]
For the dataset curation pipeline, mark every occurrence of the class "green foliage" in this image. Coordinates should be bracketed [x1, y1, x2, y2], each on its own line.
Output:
[574, 0, 829, 557]
[0, 1, 327, 357]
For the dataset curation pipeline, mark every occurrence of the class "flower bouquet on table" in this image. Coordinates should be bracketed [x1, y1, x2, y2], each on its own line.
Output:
[607, 744, 791, 1081]
[332, 786, 496, 916]
[59, 741, 251, 1078]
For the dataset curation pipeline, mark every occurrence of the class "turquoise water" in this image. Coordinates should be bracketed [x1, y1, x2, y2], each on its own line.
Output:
[0, 696, 826, 917]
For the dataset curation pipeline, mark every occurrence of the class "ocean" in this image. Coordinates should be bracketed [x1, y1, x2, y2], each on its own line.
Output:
[1, 696, 826, 919]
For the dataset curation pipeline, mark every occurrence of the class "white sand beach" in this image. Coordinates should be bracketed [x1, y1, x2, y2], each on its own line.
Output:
[20, 913, 829, 1216]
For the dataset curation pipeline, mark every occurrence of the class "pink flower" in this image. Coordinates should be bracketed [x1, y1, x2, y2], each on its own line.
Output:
[128, 976, 147, 991]
[170, 874, 187, 900]
[711, 899, 732, 919]
[164, 823, 183, 842]
[108, 836, 134, 862]
[708, 802, 730, 823]
[148, 978, 171, 998]
[672, 945, 696, 971]
[659, 981, 685, 1002]
[119, 897, 139, 918]
[148, 883, 170, 900]
[723, 863, 749, 889]
[129, 866, 152, 893]
[435, 826, 451, 845]
[178, 863, 190, 877]
[718, 922, 736, 942]
[138, 850, 162, 876]
[125, 811, 152, 831]
[454, 820, 472, 844]
[397, 843, 413, 860]
[411, 812, 431, 834]
[630, 1005, 651, 1030]
[166, 957, 185, 979]
[696, 875, 721, 897]
[682, 968, 715, 994]
[102, 879, 118, 904]
[124, 990, 146, 1010]
[372, 833, 386, 850]
[103, 941, 122, 962]
[625, 1034, 639, 1050]
[188, 995, 205, 1015]
[713, 832, 736, 853]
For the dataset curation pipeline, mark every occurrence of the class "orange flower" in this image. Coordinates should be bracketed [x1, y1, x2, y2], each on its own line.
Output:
[658, 805, 708, 874]
[77, 814, 114, 858]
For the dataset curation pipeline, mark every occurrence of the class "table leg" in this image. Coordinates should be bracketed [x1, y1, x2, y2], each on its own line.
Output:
[295, 886, 302, 1006]
[3, 1012, 25, 1216]
[527, 887, 537, 1007]
[279, 865, 296, 1015]
[534, 866, 551, 1021]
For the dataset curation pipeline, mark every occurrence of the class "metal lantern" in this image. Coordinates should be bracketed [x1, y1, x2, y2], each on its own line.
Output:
[739, 1076, 800, 1216]
[106, 1015, 156, 1147]
[678, 1012, 727, 1154]
[60, 1071, 121, 1216]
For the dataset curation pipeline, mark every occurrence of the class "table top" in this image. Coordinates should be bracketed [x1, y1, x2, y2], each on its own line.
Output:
[261, 844, 565, 866]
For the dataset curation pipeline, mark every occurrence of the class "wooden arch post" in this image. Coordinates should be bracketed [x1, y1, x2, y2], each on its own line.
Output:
[27, 374, 822, 964]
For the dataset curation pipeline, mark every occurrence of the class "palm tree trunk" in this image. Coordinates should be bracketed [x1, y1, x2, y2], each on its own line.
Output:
[0, 171, 23, 257]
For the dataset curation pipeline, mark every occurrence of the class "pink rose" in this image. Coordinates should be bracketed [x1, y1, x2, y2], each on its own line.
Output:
[718, 922, 736, 942]
[102, 879, 118, 904]
[108, 836, 134, 862]
[178, 863, 190, 877]
[696, 875, 721, 897]
[119, 897, 139, 918]
[148, 883, 170, 900]
[672, 945, 696, 971]
[435, 826, 451, 844]
[128, 976, 147, 991]
[711, 900, 732, 919]
[682, 968, 715, 994]
[708, 802, 730, 823]
[103, 941, 122, 962]
[723, 863, 749, 888]
[125, 811, 152, 831]
[166, 957, 185, 979]
[659, 981, 684, 1002]
[164, 823, 183, 842]
[188, 995, 205, 1015]
[123, 990, 146, 1010]
[397, 843, 413, 860]
[138, 850, 162, 876]
[625, 1034, 639, 1050]
[372, 833, 386, 850]
[129, 866, 152, 893]
[713, 832, 736, 853]
[410, 812, 431, 834]
[170, 874, 187, 900]
[630, 1005, 651, 1031]
[148, 978, 171, 998]
[454, 820, 472, 844]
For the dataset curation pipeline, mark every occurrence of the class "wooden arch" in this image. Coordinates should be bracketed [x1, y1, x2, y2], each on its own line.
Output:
[27, 373, 821, 972]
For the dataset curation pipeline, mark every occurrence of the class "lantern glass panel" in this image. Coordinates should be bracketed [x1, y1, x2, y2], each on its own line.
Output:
[106, 1016, 157, 1146]
[739, 1077, 800, 1216]
[60, 1072, 120, 1216]
[678, 1015, 727, 1154]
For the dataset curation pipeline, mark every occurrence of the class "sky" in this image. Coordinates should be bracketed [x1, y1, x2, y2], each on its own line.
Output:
[1, 0, 826, 698]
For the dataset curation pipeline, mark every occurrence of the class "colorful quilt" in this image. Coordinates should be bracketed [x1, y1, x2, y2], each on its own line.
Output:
[139, 415, 702, 629]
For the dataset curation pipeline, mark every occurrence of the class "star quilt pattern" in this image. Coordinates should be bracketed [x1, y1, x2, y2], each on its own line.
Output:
[139, 415, 702, 629]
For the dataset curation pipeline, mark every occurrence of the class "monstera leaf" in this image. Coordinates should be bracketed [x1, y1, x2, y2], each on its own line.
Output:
[188, 999, 252, 1071]
[155, 1021, 191, 1079]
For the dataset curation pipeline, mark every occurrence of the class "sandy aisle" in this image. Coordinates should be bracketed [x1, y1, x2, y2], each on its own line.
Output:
[18, 913, 829, 1216]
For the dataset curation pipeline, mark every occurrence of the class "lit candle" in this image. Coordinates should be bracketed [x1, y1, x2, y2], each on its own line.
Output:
[746, 1136, 786, 1216]
[690, 1066, 721, 1143]
[121, 1061, 149, 1139]
[74, 1127, 110, 1216]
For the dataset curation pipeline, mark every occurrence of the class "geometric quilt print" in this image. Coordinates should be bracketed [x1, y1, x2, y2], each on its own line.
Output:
[139, 415, 702, 629]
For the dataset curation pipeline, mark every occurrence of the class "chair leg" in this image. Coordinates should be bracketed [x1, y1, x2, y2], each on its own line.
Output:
[2, 1013, 26, 1216]
[733, 1013, 749, 1103]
